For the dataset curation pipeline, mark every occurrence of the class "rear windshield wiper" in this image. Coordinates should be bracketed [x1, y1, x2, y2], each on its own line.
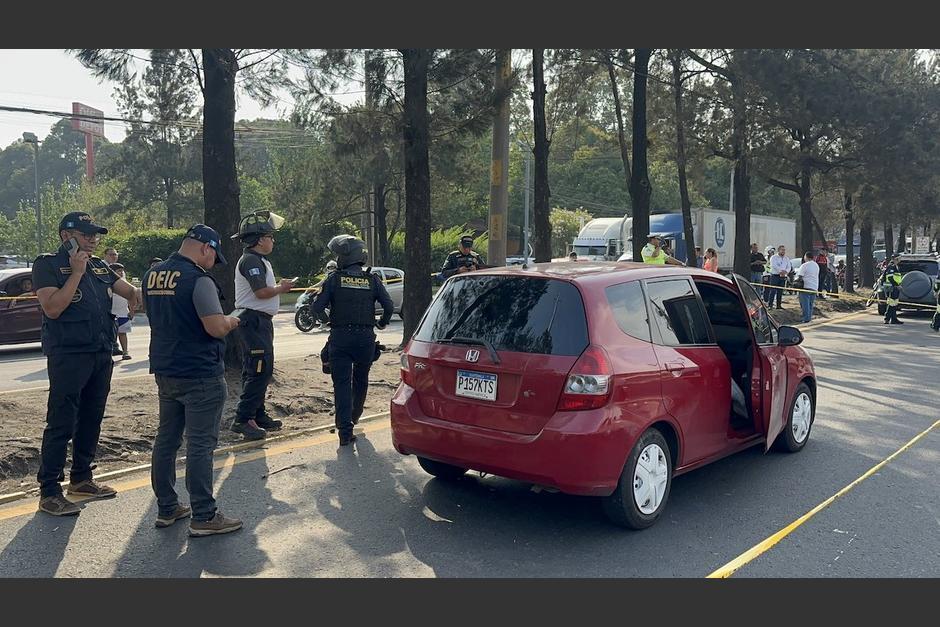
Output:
[438, 336, 502, 365]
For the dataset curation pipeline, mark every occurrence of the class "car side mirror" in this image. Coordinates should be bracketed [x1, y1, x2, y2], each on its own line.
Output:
[778, 325, 804, 346]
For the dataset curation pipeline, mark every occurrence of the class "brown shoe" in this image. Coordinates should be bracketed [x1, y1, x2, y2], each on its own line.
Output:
[155, 504, 193, 528]
[38, 494, 81, 516]
[189, 511, 243, 537]
[67, 479, 117, 500]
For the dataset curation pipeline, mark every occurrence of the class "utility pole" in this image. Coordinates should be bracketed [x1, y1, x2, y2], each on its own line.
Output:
[488, 49, 511, 267]
[523, 147, 531, 267]
[22, 132, 41, 254]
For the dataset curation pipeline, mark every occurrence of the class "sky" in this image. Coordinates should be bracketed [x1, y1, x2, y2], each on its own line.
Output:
[0, 49, 301, 148]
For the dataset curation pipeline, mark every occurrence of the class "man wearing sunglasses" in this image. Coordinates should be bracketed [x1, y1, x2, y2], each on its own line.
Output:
[229, 211, 295, 440]
[31, 212, 141, 516]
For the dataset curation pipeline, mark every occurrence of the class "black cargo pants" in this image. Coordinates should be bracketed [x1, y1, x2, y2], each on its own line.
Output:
[234, 309, 275, 424]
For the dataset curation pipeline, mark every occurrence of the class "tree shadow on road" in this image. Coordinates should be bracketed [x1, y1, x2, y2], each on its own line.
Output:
[111, 451, 294, 577]
[0, 507, 79, 577]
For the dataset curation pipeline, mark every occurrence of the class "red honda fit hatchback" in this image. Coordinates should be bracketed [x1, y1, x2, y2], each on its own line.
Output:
[391, 262, 816, 529]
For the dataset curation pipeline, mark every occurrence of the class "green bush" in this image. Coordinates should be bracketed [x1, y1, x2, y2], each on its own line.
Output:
[387, 226, 489, 273]
[100, 229, 187, 279]
[101, 224, 323, 283]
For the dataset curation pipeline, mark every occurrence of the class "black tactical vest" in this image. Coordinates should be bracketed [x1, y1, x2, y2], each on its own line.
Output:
[145, 253, 225, 378]
[35, 247, 117, 356]
[329, 268, 377, 326]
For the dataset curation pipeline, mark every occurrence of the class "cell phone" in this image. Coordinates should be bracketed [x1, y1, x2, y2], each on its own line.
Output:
[65, 237, 80, 257]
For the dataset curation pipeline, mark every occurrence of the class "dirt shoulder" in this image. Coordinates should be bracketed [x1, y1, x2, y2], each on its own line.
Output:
[767, 290, 868, 327]
[0, 352, 403, 498]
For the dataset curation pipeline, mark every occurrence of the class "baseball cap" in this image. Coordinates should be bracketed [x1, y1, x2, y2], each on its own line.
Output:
[58, 211, 108, 235]
[460, 235, 474, 247]
[185, 224, 227, 265]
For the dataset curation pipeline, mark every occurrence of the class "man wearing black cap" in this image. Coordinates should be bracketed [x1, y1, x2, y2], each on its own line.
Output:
[144, 225, 243, 536]
[441, 235, 486, 279]
[31, 211, 141, 516]
[229, 211, 295, 441]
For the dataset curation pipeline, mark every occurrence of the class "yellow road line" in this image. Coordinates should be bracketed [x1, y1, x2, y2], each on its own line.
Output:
[707, 418, 940, 578]
[0, 417, 393, 521]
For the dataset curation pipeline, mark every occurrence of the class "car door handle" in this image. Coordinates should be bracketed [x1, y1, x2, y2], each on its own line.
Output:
[665, 361, 686, 372]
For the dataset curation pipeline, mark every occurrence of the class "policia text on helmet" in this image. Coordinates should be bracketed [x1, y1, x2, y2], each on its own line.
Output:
[229, 211, 296, 441]
[312, 234, 395, 446]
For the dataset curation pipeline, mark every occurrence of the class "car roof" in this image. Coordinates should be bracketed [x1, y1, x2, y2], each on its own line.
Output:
[0, 268, 31, 281]
[463, 261, 735, 288]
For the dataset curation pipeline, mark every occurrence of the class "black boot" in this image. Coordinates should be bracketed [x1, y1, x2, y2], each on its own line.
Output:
[255, 413, 282, 431]
[231, 419, 266, 440]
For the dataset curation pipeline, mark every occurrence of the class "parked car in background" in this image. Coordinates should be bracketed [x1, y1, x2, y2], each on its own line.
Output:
[0, 268, 41, 345]
[872, 254, 940, 316]
[392, 262, 816, 529]
[294, 266, 404, 332]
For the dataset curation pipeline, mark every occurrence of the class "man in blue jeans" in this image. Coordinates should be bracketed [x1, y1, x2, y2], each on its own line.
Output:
[796, 252, 820, 323]
[145, 225, 243, 536]
[768, 245, 791, 309]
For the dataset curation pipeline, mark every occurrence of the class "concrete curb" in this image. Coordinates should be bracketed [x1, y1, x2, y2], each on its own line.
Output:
[0, 410, 392, 507]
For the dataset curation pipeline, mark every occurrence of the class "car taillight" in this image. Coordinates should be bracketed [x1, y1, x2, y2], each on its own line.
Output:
[557, 345, 612, 411]
[400, 352, 413, 386]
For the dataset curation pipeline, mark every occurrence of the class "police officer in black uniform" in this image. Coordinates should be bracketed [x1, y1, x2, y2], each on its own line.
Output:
[441, 235, 486, 279]
[32, 212, 140, 516]
[145, 225, 244, 536]
[312, 235, 394, 446]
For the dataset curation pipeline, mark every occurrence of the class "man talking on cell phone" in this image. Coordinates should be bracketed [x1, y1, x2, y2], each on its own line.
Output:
[228, 211, 295, 441]
[31, 212, 141, 516]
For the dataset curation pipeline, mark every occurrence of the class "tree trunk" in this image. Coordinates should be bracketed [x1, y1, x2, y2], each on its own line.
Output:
[399, 49, 433, 346]
[730, 57, 751, 277]
[671, 50, 695, 266]
[201, 49, 241, 369]
[531, 49, 552, 263]
[164, 177, 176, 228]
[844, 193, 855, 293]
[798, 166, 814, 257]
[859, 216, 874, 287]
[884, 222, 894, 258]
[630, 49, 653, 263]
[605, 54, 637, 257]
[896, 223, 907, 254]
[374, 182, 389, 265]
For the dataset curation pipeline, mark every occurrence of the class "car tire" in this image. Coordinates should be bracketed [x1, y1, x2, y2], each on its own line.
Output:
[602, 428, 672, 530]
[774, 382, 814, 453]
[417, 456, 467, 480]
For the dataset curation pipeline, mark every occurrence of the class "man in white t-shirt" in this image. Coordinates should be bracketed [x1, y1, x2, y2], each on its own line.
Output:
[796, 253, 819, 323]
[109, 263, 134, 360]
[768, 245, 791, 309]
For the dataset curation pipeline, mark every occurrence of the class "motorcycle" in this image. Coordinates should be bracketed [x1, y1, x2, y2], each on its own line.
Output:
[294, 289, 328, 333]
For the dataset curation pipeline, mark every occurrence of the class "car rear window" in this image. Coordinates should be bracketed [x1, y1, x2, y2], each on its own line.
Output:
[899, 260, 939, 276]
[605, 280, 651, 342]
[414, 275, 589, 356]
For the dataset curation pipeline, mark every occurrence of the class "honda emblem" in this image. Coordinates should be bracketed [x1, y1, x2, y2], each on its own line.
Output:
[465, 349, 480, 363]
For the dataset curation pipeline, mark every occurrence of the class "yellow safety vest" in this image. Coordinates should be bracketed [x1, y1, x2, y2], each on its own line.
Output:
[641, 244, 666, 265]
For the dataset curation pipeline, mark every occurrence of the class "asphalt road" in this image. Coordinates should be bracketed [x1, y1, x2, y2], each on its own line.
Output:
[0, 312, 405, 394]
[0, 310, 937, 577]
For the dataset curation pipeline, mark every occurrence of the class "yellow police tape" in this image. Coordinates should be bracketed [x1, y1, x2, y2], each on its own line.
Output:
[752, 280, 939, 312]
